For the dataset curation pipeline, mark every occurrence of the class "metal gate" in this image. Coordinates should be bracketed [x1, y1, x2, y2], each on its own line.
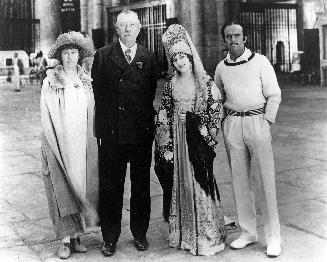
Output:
[0, 0, 40, 53]
[239, 3, 298, 72]
[107, 4, 168, 74]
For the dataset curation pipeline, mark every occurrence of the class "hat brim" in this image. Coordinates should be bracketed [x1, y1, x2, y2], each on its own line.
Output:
[48, 32, 94, 60]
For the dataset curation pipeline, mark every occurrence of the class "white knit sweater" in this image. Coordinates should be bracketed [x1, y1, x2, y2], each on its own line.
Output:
[214, 48, 281, 123]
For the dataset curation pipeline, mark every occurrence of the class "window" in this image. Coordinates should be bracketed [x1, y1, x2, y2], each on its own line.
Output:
[6, 58, 13, 66]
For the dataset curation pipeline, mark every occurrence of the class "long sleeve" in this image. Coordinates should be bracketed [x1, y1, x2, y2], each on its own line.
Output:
[40, 80, 51, 178]
[260, 56, 281, 123]
[198, 79, 223, 147]
[214, 68, 226, 120]
[40, 78, 52, 136]
[149, 53, 158, 103]
[155, 80, 174, 162]
[91, 50, 102, 100]
[214, 69, 226, 103]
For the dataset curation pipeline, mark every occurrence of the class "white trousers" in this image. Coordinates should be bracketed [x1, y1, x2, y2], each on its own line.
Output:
[223, 114, 281, 246]
[14, 74, 21, 90]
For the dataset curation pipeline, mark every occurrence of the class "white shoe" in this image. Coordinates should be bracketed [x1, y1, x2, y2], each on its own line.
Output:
[230, 234, 258, 249]
[267, 244, 281, 257]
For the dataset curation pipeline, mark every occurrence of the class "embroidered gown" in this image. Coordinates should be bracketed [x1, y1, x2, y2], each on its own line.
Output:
[155, 74, 227, 256]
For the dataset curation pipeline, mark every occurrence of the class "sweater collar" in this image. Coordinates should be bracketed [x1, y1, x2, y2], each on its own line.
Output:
[224, 48, 255, 66]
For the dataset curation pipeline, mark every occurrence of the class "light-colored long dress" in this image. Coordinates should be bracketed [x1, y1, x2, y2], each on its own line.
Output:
[155, 74, 226, 256]
[64, 80, 87, 196]
[13, 57, 20, 89]
[40, 65, 98, 239]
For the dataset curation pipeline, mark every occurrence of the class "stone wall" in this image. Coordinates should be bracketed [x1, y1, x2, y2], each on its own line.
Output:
[35, 0, 321, 77]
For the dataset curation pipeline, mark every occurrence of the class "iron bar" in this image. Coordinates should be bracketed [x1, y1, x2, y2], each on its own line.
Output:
[239, 2, 297, 72]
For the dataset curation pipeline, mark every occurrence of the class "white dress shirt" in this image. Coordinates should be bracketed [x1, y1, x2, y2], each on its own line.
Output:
[119, 39, 137, 63]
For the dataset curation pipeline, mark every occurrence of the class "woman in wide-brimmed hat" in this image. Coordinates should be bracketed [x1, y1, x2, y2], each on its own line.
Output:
[40, 31, 98, 259]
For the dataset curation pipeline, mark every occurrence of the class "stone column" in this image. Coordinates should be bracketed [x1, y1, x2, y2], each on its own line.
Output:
[227, 0, 240, 23]
[93, 0, 103, 29]
[303, 1, 318, 29]
[80, 0, 88, 33]
[297, 0, 304, 52]
[166, 0, 177, 19]
[35, 0, 61, 59]
[202, 0, 221, 76]
[179, 0, 203, 59]
[92, 0, 105, 49]
[111, 0, 121, 7]
[216, 0, 227, 62]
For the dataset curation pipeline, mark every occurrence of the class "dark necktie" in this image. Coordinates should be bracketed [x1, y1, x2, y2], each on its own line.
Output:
[125, 49, 132, 63]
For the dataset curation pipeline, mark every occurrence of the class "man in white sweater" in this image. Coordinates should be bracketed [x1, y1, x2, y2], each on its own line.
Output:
[214, 22, 281, 257]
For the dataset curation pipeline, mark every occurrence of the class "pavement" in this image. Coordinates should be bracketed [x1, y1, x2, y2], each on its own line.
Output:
[0, 78, 327, 262]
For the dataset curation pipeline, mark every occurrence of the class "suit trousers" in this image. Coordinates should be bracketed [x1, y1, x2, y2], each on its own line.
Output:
[98, 139, 153, 243]
[223, 114, 281, 246]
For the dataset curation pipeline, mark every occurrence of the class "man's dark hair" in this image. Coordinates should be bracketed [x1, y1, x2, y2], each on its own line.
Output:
[221, 22, 247, 41]
[36, 51, 43, 59]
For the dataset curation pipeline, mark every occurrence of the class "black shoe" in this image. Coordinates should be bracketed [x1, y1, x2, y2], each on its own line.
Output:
[101, 242, 116, 257]
[134, 237, 148, 251]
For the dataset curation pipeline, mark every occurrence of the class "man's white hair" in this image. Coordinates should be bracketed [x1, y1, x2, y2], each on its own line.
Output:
[116, 10, 140, 26]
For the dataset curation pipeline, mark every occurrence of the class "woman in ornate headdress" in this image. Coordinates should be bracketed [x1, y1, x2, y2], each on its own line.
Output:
[40, 31, 98, 259]
[155, 24, 226, 256]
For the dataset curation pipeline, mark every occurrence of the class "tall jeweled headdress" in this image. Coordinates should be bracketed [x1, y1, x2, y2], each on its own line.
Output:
[162, 24, 192, 61]
[162, 24, 206, 79]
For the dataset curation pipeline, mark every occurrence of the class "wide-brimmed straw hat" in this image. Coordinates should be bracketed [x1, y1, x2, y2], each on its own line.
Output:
[48, 31, 94, 60]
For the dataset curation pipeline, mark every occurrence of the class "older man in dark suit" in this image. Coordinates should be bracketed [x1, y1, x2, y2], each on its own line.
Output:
[91, 10, 157, 257]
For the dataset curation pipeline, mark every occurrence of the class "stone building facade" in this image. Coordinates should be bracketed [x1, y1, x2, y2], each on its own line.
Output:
[35, 0, 327, 85]
[79, 0, 227, 76]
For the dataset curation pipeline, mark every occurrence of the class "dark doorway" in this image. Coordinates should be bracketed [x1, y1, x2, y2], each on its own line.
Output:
[303, 29, 320, 81]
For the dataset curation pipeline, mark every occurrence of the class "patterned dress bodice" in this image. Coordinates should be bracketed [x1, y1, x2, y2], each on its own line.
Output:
[155, 75, 222, 162]
[172, 82, 196, 115]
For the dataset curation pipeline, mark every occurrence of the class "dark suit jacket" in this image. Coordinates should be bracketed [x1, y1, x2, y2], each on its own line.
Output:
[91, 41, 157, 144]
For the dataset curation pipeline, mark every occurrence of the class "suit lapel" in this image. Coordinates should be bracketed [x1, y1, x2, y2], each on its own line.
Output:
[132, 44, 146, 65]
[108, 42, 148, 78]
[120, 44, 148, 77]
[108, 41, 129, 74]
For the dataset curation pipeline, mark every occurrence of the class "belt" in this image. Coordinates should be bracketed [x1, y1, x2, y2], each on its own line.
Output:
[226, 107, 265, 117]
